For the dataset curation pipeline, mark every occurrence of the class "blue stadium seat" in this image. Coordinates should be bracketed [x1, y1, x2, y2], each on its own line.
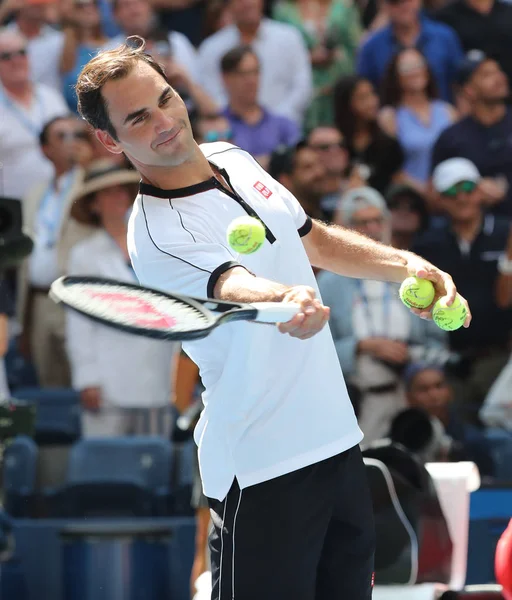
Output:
[2, 436, 38, 517]
[484, 429, 512, 482]
[14, 387, 81, 445]
[48, 437, 174, 517]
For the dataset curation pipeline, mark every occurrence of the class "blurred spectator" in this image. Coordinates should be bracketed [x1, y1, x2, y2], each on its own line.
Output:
[272, 0, 361, 130]
[379, 48, 456, 189]
[333, 75, 405, 194]
[386, 183, 429, 250]
[4, 0, 64, 91]
[102, 0, 200, 82]
[152, 0, 206, 48]
[318, 187, 447, 443]
[198, 0, 313, 124]
[0, 28, 68, 201]
[59, 0, 108, 112]
[399, 363, 495, 476]
[431, 51, 512, 218]
[146, 28, 218, 119]
[67, 160, 180, 436]
[414, 157, 512, 421]
[268, 141, 327, 220]
[220, 46, 300, 169]
[356, 0, 463, 103]
[17, 115, 95, 387]
[434, 0, 512, 87]
[192, 113, 233, 143]
[307, 126, 350, 220]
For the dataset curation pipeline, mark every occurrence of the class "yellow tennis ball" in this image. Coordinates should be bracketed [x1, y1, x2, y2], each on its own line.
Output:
[432, 293, 467, 331]
[227, 216, 265, 254]
[399, 276, 435, 309]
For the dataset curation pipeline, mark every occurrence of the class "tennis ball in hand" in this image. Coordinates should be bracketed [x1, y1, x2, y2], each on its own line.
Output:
[432, 293, 467, 331]
[399, 276, 435, 309]
[227, 216, 265, 254]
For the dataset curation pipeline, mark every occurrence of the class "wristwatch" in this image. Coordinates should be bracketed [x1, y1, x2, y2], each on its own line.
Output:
[498, 254, 512, 275]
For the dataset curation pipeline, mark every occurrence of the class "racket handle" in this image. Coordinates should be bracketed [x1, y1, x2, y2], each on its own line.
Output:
[251, 302, 301, 323]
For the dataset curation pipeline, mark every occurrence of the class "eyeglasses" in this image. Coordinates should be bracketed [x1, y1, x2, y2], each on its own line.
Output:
[351, 216, 385, 227]
[309, 142, 345, 152]
[441, 180, 477, 197]
[204, 129, 233, 143]
[57, 131, 90, 142]
[0, 48, 27, 61]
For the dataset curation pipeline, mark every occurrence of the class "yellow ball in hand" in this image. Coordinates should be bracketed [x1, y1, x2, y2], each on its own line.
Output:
[399, 276, 435, 309]
[227, 216, 265, 255]
[432, 294, 467, 331]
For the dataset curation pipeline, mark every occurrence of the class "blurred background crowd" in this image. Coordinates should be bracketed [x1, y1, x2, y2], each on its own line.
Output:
[1, 0, 512, 596]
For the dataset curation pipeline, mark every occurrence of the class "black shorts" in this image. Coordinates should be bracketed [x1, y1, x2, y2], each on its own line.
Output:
[207, 445, 375, 600]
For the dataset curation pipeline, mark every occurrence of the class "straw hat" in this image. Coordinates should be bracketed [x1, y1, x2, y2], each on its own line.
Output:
[71, 159, 140, 226]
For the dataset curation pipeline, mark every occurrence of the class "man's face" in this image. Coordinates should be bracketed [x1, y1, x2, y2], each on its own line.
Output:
[407, 369, 452, 420]
[308, 127, 348, 176]
[43, 118, 92, 168]
[385, 0, 421, 28]
[290, 147, 326, 199]
[349, 205, 385, 242]
[114, 0, 152, 35]
[229, 0, 263, 29]
[439, 179, 483, 223]
[389, 195, 422, 236]
[223, 52, 260, 106]
[97, 60, 195, 169]
[466, 60, 509, 104]
[0, 34, 30, 88]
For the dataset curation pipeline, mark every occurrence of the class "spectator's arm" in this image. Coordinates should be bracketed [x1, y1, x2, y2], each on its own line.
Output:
[0, 314, 7, 358]
[274, 28, 313, 122]
[170, 32, 201, 84]
[59, 23, 80, 74]
[378, 106, 397, 137]
[495, 225, 512, 308]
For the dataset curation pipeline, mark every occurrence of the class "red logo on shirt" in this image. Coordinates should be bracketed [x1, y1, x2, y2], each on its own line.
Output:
[253, 181, 272, 198]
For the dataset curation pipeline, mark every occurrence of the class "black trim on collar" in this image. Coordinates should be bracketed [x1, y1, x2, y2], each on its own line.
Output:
[207, 261, 250, 298]
[139, 177, 218, 199]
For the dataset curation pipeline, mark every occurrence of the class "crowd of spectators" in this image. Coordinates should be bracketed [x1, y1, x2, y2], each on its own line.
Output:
[2, 0, 512, 589]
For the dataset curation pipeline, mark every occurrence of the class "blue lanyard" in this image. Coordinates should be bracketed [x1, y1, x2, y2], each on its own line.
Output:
[0, 88, 45, 136]
[37, 170, 76, 248]
[356, 280, 392, 338]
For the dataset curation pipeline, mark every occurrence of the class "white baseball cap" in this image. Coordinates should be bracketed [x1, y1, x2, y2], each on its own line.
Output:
[432, 158, 481, 193]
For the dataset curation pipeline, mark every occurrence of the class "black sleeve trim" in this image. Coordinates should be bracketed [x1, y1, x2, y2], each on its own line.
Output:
[207, 261, 249, 298]
[298, 216, 313, 237]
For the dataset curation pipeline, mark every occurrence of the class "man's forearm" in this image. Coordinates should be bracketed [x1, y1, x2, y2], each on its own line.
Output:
[304, 220, 410, 283]
[214, 267, 291, 303]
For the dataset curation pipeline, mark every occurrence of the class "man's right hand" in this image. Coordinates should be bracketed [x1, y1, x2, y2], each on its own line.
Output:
[278, 286, 330, 340]
[359, 337, 409, 364]
[80, 387, 102, 412]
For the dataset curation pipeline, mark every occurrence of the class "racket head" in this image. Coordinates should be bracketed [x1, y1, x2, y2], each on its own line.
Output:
[50, 276, 218, 341]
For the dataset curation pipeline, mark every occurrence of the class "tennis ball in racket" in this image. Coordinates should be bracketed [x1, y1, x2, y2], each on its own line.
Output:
[399, 276, 435, 309]
[432, 293, 467, 331]
[227, 216, 265, 254]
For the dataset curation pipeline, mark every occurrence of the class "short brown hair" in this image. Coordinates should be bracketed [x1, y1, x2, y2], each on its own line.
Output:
[220, 45, 257, 74]
[75, 36, 168, 140]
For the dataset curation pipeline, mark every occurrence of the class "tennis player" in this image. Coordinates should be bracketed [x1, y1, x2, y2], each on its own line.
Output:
[75, 37, 471, 600]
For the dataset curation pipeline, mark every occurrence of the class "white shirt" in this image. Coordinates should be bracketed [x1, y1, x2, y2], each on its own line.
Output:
[9, 24, 65, 91]
[103, 32, 200, 83]
[28, 169, 77, 288]
[67, 230, 179, 408]
[0, 83, 68, 200]
[198, 19, 313, 124]
[128, 142, 362, 501]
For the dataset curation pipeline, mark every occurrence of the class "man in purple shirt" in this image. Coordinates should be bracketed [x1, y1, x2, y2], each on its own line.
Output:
[220, 45, 301, 169]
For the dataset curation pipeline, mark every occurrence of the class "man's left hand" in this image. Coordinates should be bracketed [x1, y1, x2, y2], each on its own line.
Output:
[405, 254, 472, 328]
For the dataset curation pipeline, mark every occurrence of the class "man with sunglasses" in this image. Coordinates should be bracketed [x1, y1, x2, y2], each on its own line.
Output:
[17, 115, 95, 387]
[413, 157, 512, 424]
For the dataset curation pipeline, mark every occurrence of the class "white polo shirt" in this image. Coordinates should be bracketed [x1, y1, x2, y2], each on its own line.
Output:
[128, 142, 362, 501]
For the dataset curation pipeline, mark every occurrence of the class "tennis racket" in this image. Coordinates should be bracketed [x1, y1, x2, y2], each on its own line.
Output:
[49, 276, 300, 341]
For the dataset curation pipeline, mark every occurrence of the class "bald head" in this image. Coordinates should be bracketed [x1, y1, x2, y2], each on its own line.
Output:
[0, 28, 30, 89]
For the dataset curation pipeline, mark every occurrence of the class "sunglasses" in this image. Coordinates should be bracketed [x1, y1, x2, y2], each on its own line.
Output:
[441, 180, 477, 197]
[351, 216, 385, 227]
[0, 48, 27, 61]
[310, 142, 345, 151]
[204, 129, 233, 143]
[57, 131, 90, 142]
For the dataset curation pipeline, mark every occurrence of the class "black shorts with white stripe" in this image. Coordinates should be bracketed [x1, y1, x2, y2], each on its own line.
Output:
[207, 445, 375, 600]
